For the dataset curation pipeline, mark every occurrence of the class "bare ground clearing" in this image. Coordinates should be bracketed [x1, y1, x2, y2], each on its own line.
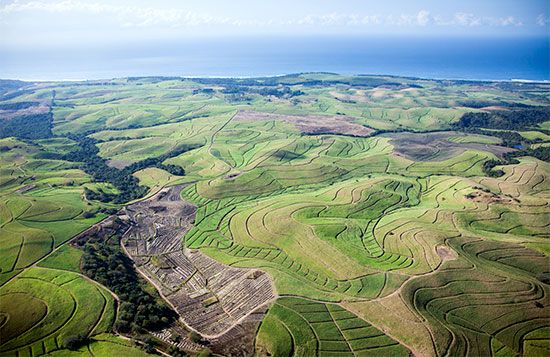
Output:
[106, 159, 135, 169]
[436, 245, 458, 262]
[466, 190, 516, 204]
[120, 184, 276, 353]
[0, 104, 50, 120]
[386, 131, 514, 161]
[234, 110, 374, 137]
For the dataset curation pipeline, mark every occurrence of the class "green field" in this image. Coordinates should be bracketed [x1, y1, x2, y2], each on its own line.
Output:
[0, 268, 116, 356]
[0, 74, 549, 356]
[256, 297, 409, 357]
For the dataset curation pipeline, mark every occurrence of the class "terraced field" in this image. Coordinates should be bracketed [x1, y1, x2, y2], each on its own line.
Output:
[256, 297, 409, 357]
[1, 74, 549, 356]
[0, 268, 115, 356]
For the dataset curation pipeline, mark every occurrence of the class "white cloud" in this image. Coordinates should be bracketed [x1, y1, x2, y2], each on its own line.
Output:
[0, 0, 239, 27]
[536, 14, 549, 26]
[294, 13, 382, 27]
[386, 11, 432, 27]
[0, 1, 533, 29]
[496, 16, 522, 27]
[416, 10, 431, 26]
[446, 12, 523, 27]
[453, 13, 482, 27]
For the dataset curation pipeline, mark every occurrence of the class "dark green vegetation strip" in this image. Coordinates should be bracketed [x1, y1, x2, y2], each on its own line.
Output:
[0, 113, 53, 140]
[454, 108, 550, 131]
[483, 146, 550, 177]
[74, 221, 177, 334]
[63, 135, 200, 203]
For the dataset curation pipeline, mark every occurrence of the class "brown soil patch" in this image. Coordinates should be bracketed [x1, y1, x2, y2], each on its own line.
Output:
[370, 89, 389, 98]
[15, 184, 36, 194]
[121, 185, 276, 342]
[234, 110, 373, 137]
[0, 105, 50, 120]
[436, 246, 458, 261]
[465, 190, 515, 204]
[386, 131, 515, 161]
[106, 159, 134, 169]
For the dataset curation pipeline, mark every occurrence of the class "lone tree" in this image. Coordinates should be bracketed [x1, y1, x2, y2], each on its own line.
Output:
[188, 330, 203, 344]
[142, 338, 157, 354]
[63, 334, 89, 350]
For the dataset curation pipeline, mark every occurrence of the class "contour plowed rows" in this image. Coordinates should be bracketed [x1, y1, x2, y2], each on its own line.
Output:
[258, 297, 410, 357]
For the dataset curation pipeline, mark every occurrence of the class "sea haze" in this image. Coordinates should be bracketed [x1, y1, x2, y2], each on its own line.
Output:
[1, 36, 548, 81]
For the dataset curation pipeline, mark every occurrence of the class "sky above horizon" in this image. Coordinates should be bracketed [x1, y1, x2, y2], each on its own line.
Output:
[1, 0, 549, 49]
[1, 0, 548, 80]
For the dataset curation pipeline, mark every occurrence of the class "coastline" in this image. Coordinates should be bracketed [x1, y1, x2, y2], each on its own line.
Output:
[2, 72, 550, 84]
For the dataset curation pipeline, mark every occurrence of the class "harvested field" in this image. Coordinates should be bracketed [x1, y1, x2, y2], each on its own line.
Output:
[153, 304, 269, 356]
[150, 325, 204, 353]
[121, 184, 276, 342]
[0, 103, 50, 120]
[14, 184, 35, 193]
[234, 110, 374, 137]
[386, 131, 515, 161]
[106, 159, 134, 169]
[209, 303, 270, 356]
[122, 185, 196, 256]
[436, 246, 457, 261]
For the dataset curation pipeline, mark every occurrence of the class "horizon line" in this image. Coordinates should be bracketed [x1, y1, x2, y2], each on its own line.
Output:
[2, 72, 549, 84]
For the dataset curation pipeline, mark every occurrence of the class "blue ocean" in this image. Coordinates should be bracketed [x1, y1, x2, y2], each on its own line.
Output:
[1, 36, 548, 81]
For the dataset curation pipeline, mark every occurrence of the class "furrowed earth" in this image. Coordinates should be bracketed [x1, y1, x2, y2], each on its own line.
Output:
[0, 73, 548, 356]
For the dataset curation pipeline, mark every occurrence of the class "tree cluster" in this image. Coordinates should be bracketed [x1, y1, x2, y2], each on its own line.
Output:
[190, 73, 413, 89]
[79, 232, 177, 334]
[453, 108, 550, 131]
[482, 159, 506, 177]
[452, 107, 550, 177]
[192, 88, 215, 95]
[62, 334, 89, 350]
[510, 146, 550, 162]
[0, 101, 38, 110]
[0, 113, 53, 140]
[122, 144, 199, 176]
[456, 100, 531, 109]
[477, 129, 528, 148]
[482, 147, 550, 177]
[64, 135, 199, 203]
[221, 85, 304, 98]
[63, 135, 147, 203]
[0, 79, 28, 97]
